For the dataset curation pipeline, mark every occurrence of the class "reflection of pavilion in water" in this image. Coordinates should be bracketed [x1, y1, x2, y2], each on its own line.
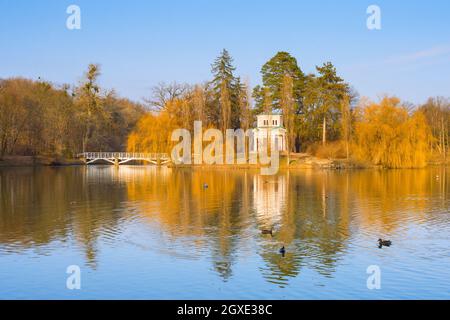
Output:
[253, 175, 286, 227]
[2, 167, 448, 285]
[252, 173, 304, 287]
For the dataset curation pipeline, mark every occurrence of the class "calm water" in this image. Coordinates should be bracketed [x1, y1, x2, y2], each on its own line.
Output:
[0, 166, 449, 299]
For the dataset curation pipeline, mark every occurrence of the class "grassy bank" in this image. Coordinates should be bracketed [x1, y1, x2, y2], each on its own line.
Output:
[169, 153, 369, 170]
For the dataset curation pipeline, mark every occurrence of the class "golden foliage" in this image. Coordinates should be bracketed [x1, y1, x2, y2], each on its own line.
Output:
[127, 111, 178, 153]
[307, 140, 348, 159]
[352, 97, 432, 168]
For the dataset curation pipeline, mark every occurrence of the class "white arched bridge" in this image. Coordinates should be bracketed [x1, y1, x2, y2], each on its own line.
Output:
[78, 152, 171, 166]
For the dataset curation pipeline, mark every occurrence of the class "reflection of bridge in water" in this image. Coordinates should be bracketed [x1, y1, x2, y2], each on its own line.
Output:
[78, 152, 171, 166]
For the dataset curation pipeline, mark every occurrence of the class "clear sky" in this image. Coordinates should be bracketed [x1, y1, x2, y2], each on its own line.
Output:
[1, 0, 449, 105]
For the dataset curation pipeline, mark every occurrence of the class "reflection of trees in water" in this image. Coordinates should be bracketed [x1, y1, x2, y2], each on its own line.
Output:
[345, 169, 449, 231]
[127, 169, 351, 282]
[1, 166, 448, 280]
[0, 166, 128, 267]
[256, 171, 349, 285]
[127, 168, 251, 281]
[251, 168, 450, 285]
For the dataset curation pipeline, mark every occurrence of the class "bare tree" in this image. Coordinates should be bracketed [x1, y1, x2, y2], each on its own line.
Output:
[146, 81, 190, 111]
[420, 97, 450, 159]
[192, 85, 206, 123]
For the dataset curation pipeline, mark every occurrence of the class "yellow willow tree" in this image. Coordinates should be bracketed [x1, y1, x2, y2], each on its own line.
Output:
[192, 85, 206, 124]
[340, 94, 351, 160]
[127, 111, 178, 153]
[353, 97, 432, 168]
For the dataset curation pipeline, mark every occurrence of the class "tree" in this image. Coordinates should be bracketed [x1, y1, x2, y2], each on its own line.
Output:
[419, 97, 450, 159]
[100, 93, 146, 151]
[220, 82, 232, 131]
[146, 81, 190, 112]
[262, 87, 272, 115]
[311, 62, 348, 145]
[340, 94, 352, 160]
[353, 97, 431, 168]
[211, 49, 236, 92]
[75, 64, 103, 153]
[253, 52, 305, 113]
[192, 85, 206, 124]
[281, 74, 296, 165]
[238, 79, 252, 132]
[127, 111, 178, 153]
[0, 79, 30, 157]
[232, 77, 247, 129]
[0, 72, 148, 159]
[210, 49, 238, 130]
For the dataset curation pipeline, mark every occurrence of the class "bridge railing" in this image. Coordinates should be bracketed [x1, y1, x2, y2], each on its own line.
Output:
[78, 152, 170, 160]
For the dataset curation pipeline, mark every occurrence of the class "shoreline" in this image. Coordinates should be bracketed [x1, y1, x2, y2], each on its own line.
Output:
[1, 155, 448, 169]
[0, 156, 84, 167]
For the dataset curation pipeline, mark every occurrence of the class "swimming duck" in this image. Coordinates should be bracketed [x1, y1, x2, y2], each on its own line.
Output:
[279, 246, 286, 256]
[261, 227, 273, 236]
[378, 239, 392, 247]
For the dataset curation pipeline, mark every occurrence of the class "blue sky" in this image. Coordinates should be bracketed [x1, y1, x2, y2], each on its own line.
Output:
[0, 0, 449, 104]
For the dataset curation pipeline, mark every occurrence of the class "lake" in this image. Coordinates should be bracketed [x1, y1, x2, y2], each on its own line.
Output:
[0, 166, 449, 299]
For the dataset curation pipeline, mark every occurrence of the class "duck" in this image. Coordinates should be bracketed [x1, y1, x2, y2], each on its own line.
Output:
[203, 183, 209, 189]
[279, 246, 286, 256]
[261, 227, 273, 236]
[378, 239, 392, 247]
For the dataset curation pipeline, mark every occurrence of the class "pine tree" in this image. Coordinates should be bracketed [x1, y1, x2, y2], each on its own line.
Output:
[211, 49, 238, 130]
[315, 62, 348, 145]
[253, 52, 305, 113]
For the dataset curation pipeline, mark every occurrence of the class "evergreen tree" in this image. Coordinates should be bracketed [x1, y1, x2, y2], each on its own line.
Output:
[253, 52, 305, 113]
[210, 49, 239, 130]
[315, 62, 348, 145]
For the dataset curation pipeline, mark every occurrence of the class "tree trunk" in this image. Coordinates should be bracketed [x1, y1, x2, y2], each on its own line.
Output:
[322, 115, 327, 145]
[346, 140, 349, 161]
[286, 135, 290, 168]
[442, 117, 446, 159]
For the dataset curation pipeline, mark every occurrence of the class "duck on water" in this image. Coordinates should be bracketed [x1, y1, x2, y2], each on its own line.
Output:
[378, 239, 392, 248]
[261, 227, 273, 236]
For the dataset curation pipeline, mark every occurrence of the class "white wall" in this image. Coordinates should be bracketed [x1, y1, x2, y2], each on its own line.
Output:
[257, 115, 283, 128]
